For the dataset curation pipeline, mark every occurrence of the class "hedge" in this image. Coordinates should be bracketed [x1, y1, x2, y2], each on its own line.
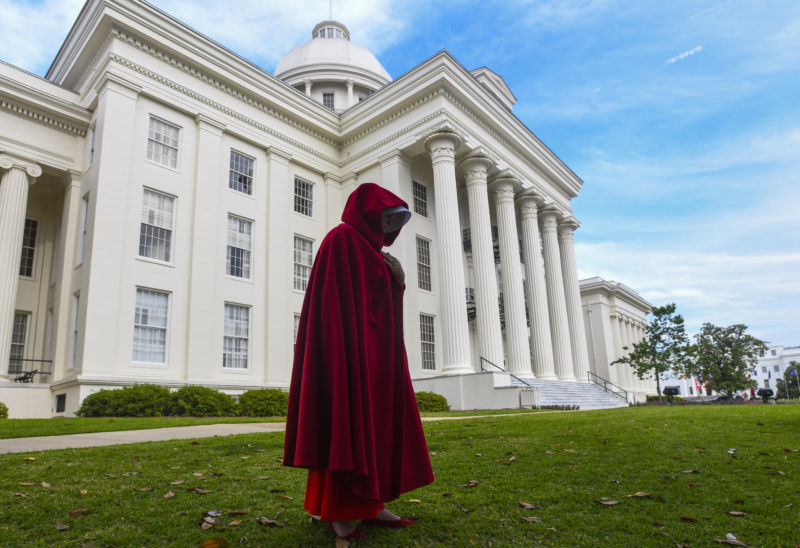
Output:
[238, 388, 289, 417]
[0, 401, 8, 419]
[416, 391, 450, 412]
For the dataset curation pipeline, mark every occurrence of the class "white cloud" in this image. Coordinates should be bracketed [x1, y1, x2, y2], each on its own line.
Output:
[666, 45, 703, 64]
[0, 0, 84, 74]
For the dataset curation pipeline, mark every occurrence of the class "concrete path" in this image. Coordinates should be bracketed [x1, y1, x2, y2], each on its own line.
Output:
[0, 412, 544, 455]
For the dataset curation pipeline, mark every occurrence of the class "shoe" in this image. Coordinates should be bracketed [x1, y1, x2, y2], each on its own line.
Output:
[327, 522, 366, 540]
[361, 516, 415, 528]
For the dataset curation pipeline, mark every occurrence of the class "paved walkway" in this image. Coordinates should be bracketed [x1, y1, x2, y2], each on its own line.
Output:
[0, 412, 540, 455]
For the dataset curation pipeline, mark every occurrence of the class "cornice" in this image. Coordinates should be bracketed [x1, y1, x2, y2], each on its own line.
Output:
[0, 97, 87, 136]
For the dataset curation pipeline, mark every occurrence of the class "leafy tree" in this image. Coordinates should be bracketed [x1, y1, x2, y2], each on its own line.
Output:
[775, 363, 800, 399]
[689, 323, 766, 397]
[612, 303, 694, 399]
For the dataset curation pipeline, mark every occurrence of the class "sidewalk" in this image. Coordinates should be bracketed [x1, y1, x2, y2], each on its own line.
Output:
[0, 412, 539, 455]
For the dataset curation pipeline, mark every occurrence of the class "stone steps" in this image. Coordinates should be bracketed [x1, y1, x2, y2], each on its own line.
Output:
[507, 377, 628, 410]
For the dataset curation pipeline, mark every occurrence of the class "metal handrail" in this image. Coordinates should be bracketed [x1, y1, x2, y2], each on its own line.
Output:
[587, 371, 627, 402]
[8, 359, 53, 381]
[480, 357, 532, 387]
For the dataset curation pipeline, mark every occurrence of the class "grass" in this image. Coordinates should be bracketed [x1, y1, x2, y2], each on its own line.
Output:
[0, 409, 543, 439]
[1, 405, 798, 547]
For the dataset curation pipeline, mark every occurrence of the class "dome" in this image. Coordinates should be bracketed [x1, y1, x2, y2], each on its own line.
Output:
[275, 21, 391, 90]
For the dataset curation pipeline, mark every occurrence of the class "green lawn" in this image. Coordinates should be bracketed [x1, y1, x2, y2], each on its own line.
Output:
[1, 405, 797, 547]
[0, 409, 544, 440]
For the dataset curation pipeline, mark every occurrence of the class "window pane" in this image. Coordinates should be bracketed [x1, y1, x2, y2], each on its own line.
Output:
[293, 236, 314, 291]
[223, 303, 250, 369]
[226, 215, 252, 278]
[146, 117, 180, 168]
[132, 288, 169, 363]
[19, 219, 38, 277]
[416, 236, 432, 291]
[139, 190, 175, 262]
[420, 314, 436, 370]
[294, 178, 314, 216]
[8, 312, 29, 374]
[229, 150, 254, 194]
[413, 181, 428, 217]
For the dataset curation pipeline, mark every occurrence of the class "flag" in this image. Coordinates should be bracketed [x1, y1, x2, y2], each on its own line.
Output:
[769, 369, 772, 379]
[694, 377, 702, 393]
[791, 369, 798, 376]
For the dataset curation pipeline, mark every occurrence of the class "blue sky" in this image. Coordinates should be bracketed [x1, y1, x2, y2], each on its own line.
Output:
[2, 0, 798, 344]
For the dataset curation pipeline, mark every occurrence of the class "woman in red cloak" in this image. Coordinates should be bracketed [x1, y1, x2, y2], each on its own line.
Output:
[283, 183, 434, 540]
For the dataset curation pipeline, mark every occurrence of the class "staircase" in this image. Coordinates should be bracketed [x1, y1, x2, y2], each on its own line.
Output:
[507, 377, 628, 410]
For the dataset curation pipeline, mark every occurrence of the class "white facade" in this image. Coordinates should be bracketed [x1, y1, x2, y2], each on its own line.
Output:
[580, 277, 655, 402]
[754, 343, 800, 393]
[1, 0, 618, 417]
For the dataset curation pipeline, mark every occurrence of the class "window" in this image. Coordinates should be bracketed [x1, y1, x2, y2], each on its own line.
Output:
[412, 181, 428, 217]
[146, 116, 180, 168]
[771, 349, 777, 356]
[294, 177, 314, 216]
[8, 312, 29, 375]
[323, 93, 334, 109]
[759, 350, 765, 357]
[132, 288, 169, 363]
[761, 366, 767, 373]
[416, 236, 432, 291]
[88, 125, 96, 165]
[293, 314, 301, 354]
[774, 365, 780, 372]
[55, 394, 66, 413]
[70, 293, 79, 367]
[226, 215, 253, 279]
[229, 150, 254, 195]
[293, 236, 314, 291]
[223, 303, 250, 369]
[78, 195, 89, 264]
[420, 314, 436, 370]
[138, 189, 175, 262]
[19, 218, 38, 277]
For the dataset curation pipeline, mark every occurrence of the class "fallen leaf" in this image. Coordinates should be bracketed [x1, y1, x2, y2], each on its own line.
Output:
[14, 492, 28, 498]
[169, 479, 185, 485]
[457, 480, 481, 488]
[611, 479, 622, 485]
[599, 498, 619, 506]
[627, 492, 651, 498]
[408, 499, 422, 503]
[256, 516, 285, 527]
[777, 470, 786, 475]
[190, 441, 200, 446]
[682, 470, 699, 474]
[54, 521, 69, 531]
[240, 456, 250, 459]
[731, 499, 744, 504]
[714, 533, 748, 546]
[228, 510, 248, 515]
[164, 491, 175, 499]
[206, 510, 224, 517]
[190, 487, 211, 494]
[122, 472, 139, 477]
[199, 539, 227, 548]
[521, 516, 543, 523]
[228, 519, 242, 527]
[193, 472, 205, 478]
[680, 515, 699, 522]
[430, 451, 437, 456]
[758, 451, 769, 456]
[518, 502, 540, 509]
[79, 489, 88, 495]
[475, 453, 482, 457]
[727, 511, 746, 517]
[545, 450, 553, 455]
[69, 508, 89, 517]
[440, 492, 453, 497]
[508, 456, 517, 462]
[564, 449, 576, 453]
[137, 487, 154, 492]
[461, 507, 471, 513]
[280, 495, 294, 501]
[18, 482, 34, 486]
[167, 465, 180, 470]
[256, 476, 270, 480]
[41, 482, 51, 488]
[24, 457, 35, 461]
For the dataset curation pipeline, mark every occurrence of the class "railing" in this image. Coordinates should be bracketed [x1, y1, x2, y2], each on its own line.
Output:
[480, 357, 532, 387]
[587, 371, 627, 402]
[7, 359, 52, 383]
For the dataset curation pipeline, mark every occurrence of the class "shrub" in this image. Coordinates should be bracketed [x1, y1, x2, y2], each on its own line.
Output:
[0, 401, 8, 419]
[77, 385, 171, 417]
[416, 391, 450, 412]
[238, 389, 289, 417]
[167, 385, 237, 417]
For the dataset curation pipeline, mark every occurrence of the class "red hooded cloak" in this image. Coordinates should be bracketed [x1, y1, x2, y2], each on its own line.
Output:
[283, 183, 434, 506]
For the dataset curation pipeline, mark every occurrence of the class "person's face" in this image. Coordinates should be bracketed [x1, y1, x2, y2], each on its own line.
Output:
[382, 212, 408, 233]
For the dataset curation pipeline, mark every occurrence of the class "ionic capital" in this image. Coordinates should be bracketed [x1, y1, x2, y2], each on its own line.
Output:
[0, 154, 42, 180]
[489, 171, 520, 202]
[516, 191, 545, 220]
[458, 153, 493, 187]
[557, 215, 580, 240]
[538, 204, 563, 232]
[424, 131, 460, 162]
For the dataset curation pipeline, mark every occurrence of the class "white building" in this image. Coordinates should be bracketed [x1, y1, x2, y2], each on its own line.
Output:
[0, 0, 652, 417]
[754, 343, 800, 393]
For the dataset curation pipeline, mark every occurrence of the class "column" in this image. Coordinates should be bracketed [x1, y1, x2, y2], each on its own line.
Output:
[0, 154, 42, 375]
[540, 206, 575, 380]
[489, 174, 531, 377]
[424, 131, 471, 374]
[558, 217, 591, 382]
[346, 79, 354, 108]
[459, 154, 503, 367]
[517, 193, 557, 379]
[304, 79, 312, 96]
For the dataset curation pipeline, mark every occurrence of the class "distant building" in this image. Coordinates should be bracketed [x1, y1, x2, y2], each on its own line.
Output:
[753, 343, 800, 393]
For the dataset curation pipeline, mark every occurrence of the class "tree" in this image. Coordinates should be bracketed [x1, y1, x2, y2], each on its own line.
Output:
[690, 323, 766, 397]
[775, 363, 800, 399]
[612, 303, 694, 399]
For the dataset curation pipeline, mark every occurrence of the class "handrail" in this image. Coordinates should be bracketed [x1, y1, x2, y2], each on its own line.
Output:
[480, 357, 532, 387]
[587, 371, 627, 402]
